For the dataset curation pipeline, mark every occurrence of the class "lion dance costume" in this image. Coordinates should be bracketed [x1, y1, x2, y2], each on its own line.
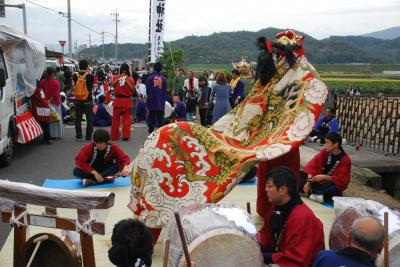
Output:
[128, 30, 328, 241]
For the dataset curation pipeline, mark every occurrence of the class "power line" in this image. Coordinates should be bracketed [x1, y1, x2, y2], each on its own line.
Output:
[24, 0, 101, 35]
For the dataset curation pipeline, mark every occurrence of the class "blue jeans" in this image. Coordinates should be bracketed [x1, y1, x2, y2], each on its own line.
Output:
[312, 181, 341, 203]
[73, 163, 119, 183]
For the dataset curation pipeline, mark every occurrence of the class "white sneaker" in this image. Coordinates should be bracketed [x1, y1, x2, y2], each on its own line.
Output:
[310, 136, 317, 142]
[309, 194, 324, 203]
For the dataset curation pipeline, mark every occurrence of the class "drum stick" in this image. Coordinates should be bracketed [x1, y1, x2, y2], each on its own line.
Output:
[246, 202, 251, 215]
[27, 235, 49, 267]
[384, 212, 389, 267]
[163, 239, 170, 267]
[174, 212, 191, 267]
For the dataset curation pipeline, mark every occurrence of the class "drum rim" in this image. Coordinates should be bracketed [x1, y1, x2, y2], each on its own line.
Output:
[176, 228, 263, 267]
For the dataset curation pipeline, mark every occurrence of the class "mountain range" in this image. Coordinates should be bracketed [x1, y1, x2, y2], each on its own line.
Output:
[363, 26, 400, 40]
[78, 27, 400, 64]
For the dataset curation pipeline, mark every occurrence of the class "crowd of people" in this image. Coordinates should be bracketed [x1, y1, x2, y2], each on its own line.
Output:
[31, 59, 247, 145]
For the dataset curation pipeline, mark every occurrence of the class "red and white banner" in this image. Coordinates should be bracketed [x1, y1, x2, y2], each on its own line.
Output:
[15, 111, 43, 144]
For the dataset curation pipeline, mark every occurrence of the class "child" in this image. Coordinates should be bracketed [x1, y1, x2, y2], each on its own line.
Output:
[135, 94, 148, 123]
[173, 95, 187, 121]
[73, 129, 131, 186]
[108, 219, 153, 267]
[185, 89, 197, 122]
[108, 219, 197, 267]
[93, 95, 112, 127]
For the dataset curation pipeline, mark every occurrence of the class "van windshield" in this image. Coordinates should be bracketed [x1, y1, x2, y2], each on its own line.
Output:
[45, 61, 57, 69]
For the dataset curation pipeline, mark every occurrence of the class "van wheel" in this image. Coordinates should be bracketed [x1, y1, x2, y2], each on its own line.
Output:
[0, 129, 15, 167]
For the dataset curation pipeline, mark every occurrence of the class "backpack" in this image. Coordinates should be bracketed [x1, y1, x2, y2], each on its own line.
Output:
[75, 72, 89, 101]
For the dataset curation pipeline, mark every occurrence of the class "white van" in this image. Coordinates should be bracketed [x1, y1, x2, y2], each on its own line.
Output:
[0, 25, 46, 166]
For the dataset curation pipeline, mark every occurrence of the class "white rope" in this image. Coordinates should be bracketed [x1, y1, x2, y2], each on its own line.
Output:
[75, 218, 96, 236]
[9, 210, 28, 228]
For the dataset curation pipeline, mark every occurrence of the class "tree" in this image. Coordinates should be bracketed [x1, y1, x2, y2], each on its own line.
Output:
[159, 48, 185, 89]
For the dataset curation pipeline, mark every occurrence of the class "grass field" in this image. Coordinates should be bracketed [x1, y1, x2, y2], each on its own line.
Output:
[187, 64, 400, 95]
[187, 64, 400, 74]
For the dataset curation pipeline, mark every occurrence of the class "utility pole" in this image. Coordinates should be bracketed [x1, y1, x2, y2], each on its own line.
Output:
[74, 40, 78, 60]
[0, 3, 27, 34]
[67, 0, 72, 58]
[101, 31, 105, 61]
[111, 9, 120, 65]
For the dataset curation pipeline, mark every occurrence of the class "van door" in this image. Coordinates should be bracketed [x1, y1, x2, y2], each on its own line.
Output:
[0, 50, 13, 156]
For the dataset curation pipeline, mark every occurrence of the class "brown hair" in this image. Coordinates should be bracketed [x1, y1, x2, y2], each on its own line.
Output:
[216, 72, 227, 85]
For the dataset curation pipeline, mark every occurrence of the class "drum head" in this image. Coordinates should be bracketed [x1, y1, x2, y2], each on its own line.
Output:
[22, 233, 79, 267]
[179, 229, 263, 267]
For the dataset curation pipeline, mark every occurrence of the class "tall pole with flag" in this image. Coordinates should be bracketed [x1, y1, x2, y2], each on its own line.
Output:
[149, 0, 166, 63]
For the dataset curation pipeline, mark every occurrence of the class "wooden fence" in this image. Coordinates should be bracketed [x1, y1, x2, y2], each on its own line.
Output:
[337, 96, 400, 156]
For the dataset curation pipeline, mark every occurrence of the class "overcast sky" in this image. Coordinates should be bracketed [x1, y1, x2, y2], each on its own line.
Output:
[1, 0, 399, 49]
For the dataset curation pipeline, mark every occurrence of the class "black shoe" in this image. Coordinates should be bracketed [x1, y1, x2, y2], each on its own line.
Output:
[122, 138, 129, 141]
[41, 139, 53, 145]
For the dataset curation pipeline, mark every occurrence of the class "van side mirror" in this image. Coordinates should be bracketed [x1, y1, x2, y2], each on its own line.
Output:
[0, 69, 5, 87]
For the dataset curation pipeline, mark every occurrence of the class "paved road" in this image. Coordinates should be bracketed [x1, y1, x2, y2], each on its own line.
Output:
[0, 124, 149, 250]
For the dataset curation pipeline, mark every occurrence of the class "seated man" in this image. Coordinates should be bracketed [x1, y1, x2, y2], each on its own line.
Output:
[74, 129, 131, 186]
[93, 94, 112, 127]
[257, 166, 325, 267]
[173, 94, 187, 121]
[313, 216, 384, 267]
[302, 132, 351, 203]
[309, 108, 339, 144]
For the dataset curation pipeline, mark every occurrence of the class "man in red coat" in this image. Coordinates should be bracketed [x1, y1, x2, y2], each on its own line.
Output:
[303, 132, 351, 203]
[257, 166, 325, 267]
[256, 148, 300, 218]
[74, 129, 131, 186]
[111, 63, 135, 141]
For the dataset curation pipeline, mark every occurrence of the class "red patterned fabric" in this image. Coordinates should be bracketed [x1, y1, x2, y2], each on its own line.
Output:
[15, 111, 43, 144]
[128, 30, 329, 229]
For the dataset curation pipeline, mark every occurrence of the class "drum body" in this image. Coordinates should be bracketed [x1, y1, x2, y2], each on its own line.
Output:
[164, 204, 263, 267]
[22, 232, 81, 267]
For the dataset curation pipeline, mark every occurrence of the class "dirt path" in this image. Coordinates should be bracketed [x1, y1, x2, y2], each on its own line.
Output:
[344, 174, 400, 210]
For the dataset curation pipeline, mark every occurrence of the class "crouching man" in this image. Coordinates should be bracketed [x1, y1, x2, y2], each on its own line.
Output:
[74, 129, 131, 186]
[257, 166, 325, 267]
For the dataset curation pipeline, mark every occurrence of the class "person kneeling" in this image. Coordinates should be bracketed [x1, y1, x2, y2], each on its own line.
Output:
[73, 129, 131, 186]
[302, 132, 351, 204]
[257, 167, 325, 267]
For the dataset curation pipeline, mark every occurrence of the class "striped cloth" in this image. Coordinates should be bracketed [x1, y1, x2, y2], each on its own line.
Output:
[15, 111, 43, 144]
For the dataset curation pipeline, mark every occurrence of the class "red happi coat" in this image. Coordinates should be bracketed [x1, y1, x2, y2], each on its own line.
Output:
[303, 149, 351, 192]
[112, 74, 135, 108]
[75, 142, 131, 173]
[256, 148, 300, 218]
[257, 203, 325, 267]
[30, 87, 50, 122]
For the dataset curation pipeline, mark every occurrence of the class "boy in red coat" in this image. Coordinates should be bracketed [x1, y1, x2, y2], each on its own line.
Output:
[303, 132, 351, 203]
[74, 129, 131, 186]
[257, 167, 325, 267]
[111, 63, 135, 141]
